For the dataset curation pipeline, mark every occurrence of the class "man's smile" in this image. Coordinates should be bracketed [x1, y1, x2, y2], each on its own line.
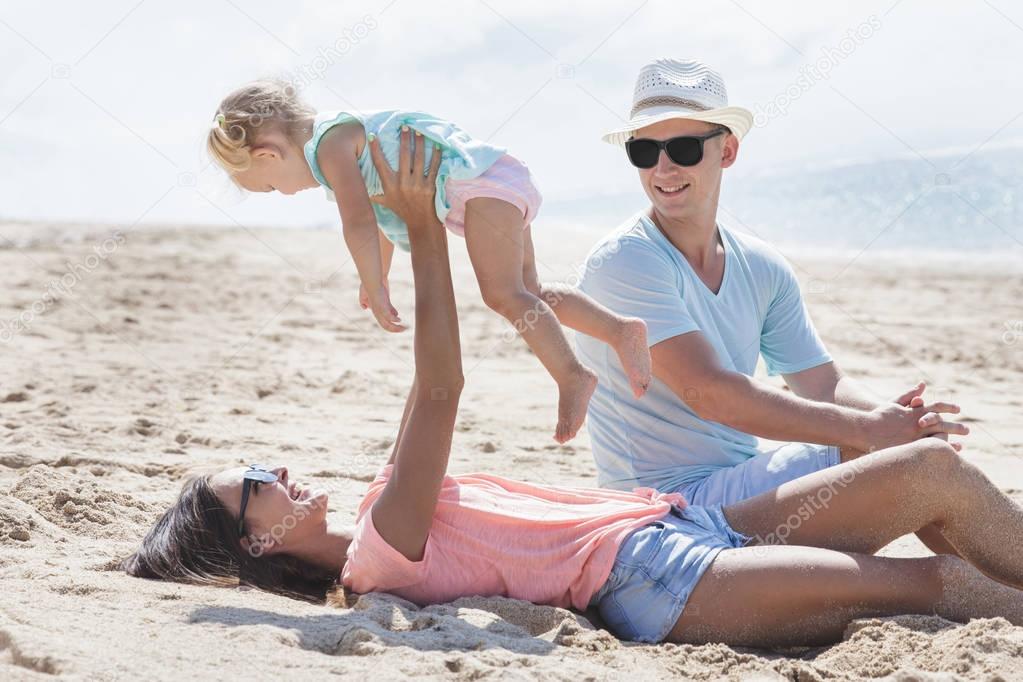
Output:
[654, 182, 690, 197]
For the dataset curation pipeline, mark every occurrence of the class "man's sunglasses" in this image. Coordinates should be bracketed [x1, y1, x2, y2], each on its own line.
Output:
[237, 464, 278, 537]
[625, 129, 727, 169]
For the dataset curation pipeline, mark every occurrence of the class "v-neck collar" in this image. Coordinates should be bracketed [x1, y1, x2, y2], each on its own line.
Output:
[641, 213, 731, 301]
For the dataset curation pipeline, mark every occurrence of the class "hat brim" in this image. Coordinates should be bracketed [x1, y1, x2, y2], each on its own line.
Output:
[601, 106, 754, 146]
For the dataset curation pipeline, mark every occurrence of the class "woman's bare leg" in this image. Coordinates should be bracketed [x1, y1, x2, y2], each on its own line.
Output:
[463, 198, 596, 443]
[723, 439, 1023, 588]
[520, 227, 650, 397]
[671, 546, 1023, 647]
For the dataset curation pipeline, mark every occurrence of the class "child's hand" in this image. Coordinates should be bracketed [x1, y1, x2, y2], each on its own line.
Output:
[358, 280, 375, 311]
[359, 279, 399, 325]
[364, 283, 406, 333]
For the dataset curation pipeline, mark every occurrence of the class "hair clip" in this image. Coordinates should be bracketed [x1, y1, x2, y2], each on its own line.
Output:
[215, 113, 227, 129]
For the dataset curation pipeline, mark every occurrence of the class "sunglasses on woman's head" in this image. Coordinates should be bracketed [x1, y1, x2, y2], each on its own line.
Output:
[237, 464, 278, 537]
[625, 129, 727, 169]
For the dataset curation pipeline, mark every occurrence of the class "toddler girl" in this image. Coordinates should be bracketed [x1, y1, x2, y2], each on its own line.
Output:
[207, 80, 650, 442]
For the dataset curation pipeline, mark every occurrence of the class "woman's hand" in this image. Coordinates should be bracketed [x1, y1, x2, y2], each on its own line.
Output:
[364, 128, 462, 565]
[368, 127, 443, 230]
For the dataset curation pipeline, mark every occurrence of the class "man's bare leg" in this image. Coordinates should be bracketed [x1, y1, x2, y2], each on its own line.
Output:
[671, 546, 1023, 647]
[727, 439, 1023, 587]
[839, 443, 962, 557]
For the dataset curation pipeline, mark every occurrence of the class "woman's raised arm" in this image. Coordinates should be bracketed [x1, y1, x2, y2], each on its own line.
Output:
[365, 128, 463, 562]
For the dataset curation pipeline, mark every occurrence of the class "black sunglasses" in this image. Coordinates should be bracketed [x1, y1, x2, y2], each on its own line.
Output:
[237, 464, 279, 537]
[625, 129, 727, 169]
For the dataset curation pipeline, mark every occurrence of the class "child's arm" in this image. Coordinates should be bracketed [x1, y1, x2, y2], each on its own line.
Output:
[380, 228, 395, 277]
[358, 229, 396, 311]
[318, 124, 405, 332]
[366, 129, 460, 562]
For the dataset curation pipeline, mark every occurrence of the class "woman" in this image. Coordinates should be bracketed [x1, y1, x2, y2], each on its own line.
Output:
[127, 130, 1023, 648]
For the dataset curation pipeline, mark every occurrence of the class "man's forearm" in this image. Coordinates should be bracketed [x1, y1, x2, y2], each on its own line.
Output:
[702, 373, 871, 450]
[833, 374, 882, 411]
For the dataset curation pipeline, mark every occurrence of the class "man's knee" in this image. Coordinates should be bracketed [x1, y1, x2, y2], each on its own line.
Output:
[912, 438, 958, 462]
[900, 438, 960, 479]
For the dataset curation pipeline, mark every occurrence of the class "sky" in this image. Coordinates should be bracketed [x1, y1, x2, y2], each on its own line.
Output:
[2, 0, 1022, 233]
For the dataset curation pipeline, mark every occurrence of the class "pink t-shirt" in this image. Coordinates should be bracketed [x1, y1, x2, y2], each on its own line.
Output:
[340, 464, 687, 610]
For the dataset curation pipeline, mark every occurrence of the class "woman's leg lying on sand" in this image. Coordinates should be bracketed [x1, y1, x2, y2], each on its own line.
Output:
[669, 438, 1023, 647]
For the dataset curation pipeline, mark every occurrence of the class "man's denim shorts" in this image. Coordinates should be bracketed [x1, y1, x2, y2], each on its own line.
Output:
[588, 504, 753, 643]
[677, 442, 842, 508]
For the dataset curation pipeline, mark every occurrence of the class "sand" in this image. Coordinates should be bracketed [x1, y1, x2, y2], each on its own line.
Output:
[2, 219, 1023, 680]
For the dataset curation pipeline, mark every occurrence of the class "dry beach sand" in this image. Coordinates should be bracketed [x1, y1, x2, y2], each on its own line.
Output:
[2, 219, 1023, 680]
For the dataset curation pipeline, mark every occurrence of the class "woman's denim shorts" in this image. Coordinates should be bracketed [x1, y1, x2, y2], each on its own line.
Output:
[588, 504, 753, 643]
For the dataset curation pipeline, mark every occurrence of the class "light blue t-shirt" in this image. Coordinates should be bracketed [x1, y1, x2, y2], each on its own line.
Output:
[303, 109, 507, 251]
[576, 211, 832, 493]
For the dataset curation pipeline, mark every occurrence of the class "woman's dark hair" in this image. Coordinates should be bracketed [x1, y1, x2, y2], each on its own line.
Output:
[123, 473, 340, 603]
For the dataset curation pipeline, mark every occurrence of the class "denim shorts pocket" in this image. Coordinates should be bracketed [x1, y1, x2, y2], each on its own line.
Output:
[598, 546, 686, 642]
[614, 520, 668, 571]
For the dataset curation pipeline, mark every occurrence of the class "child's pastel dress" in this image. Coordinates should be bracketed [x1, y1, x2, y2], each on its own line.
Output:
[304, 109, 543, 251]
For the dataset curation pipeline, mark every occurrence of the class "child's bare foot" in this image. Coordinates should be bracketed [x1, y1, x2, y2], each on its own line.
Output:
[555, 366, 598, 443]
[613, 318, 651, 398]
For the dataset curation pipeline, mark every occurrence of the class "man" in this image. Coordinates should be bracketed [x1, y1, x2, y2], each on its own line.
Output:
[576, 57, 968, 553]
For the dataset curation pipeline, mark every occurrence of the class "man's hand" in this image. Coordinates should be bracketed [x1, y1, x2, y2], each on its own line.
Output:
[859, 397, 968, 452]
[893, 381, 927, 409]
[892, 381, 964, 452]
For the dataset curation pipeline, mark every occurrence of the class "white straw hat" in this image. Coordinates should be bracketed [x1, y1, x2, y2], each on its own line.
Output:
[601, 57, 753, 146]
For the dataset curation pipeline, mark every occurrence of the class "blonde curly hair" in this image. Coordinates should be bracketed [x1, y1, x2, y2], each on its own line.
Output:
[207, 79, 316, 174]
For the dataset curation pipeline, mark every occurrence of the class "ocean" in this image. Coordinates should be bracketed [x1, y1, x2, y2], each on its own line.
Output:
[721, 144, 1022, 253]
